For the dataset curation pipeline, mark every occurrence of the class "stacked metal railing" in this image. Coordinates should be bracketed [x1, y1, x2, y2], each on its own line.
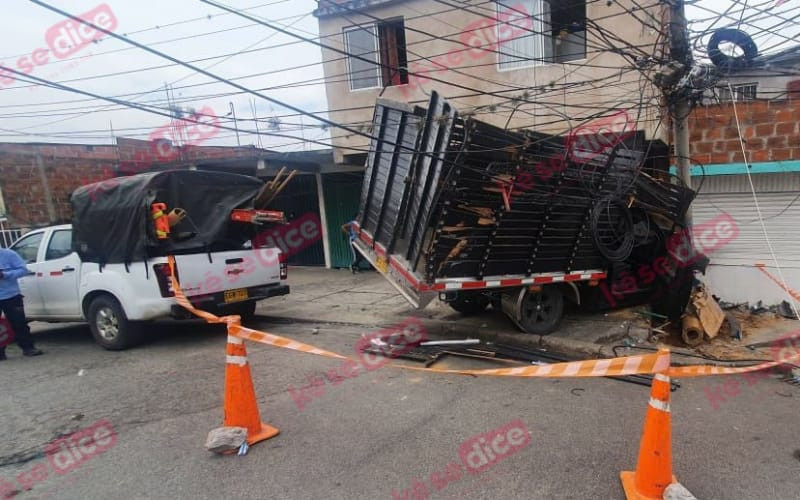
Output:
[357, 92, 694, 284]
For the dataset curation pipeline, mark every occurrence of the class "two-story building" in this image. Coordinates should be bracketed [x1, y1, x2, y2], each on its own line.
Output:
[314, 1, 800, 306]
[314, 0, 667, 164]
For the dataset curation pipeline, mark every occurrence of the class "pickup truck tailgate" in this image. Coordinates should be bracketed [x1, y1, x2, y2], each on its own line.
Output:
[174, 248, 281, 297]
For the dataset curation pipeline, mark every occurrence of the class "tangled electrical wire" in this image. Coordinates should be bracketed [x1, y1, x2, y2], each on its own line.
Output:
[590, 196, 636, 262]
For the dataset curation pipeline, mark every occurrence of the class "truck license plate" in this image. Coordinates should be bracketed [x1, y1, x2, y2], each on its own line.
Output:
[224, 288, 248, 303]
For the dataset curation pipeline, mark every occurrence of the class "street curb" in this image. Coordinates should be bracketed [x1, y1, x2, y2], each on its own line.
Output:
[255, 310, 610, 359]
[253, 312, 773, 365]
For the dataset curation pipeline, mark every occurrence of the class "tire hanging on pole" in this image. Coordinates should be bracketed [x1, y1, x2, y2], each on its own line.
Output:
[708, 28, 758, 71]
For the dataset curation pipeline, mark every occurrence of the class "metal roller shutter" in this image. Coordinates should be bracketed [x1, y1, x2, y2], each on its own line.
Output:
[692, 172, 800, 266]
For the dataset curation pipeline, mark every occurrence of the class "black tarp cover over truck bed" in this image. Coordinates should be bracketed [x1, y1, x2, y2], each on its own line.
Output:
[70, 170, 263, 264]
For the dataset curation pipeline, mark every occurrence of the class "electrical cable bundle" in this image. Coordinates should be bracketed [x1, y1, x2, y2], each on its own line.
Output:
[590, 196, 635, 262]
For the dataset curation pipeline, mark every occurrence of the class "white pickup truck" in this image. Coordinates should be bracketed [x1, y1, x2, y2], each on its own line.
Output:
[9, 224, 288, 350]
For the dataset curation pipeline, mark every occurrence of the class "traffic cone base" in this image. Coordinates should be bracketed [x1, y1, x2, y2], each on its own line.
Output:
[620, 471, 676, 500]
[248, 422, 280, 445]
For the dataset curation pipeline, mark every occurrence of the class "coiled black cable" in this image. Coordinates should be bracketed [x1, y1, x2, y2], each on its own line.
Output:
[590, 196, 635, 262]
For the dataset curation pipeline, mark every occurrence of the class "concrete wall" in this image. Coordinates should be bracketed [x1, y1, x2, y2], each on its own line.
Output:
[703, 265, 800, 306]
[317, 0, 666, 162]
[716, 73, 800, 101]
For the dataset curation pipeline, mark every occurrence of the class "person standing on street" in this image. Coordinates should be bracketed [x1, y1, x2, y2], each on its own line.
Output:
[0, 247, 43, 360]
[342, 215, 366, 274]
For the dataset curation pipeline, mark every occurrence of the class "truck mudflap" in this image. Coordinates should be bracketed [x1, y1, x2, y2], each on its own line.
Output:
[353, 224, 608, 309]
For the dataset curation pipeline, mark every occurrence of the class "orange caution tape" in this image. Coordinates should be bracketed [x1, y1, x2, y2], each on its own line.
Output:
[168, 257, 670, 378]
[167, 257, 799, 379]
[665, 357, 796, 378]
[233, 322, 669, 378]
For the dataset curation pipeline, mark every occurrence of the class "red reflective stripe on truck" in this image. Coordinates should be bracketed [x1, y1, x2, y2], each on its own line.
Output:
[49, 271, 63, 277]
[462, 281, 487, 289]
[353, 219, 608, 292]
[429, 271, 609, 291]
[358, 226, 374, 246]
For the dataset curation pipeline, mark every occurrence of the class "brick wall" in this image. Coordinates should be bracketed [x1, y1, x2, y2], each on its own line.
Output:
[0, 141, 261, 228]
[689, 98, 800, 166]
[115, 138, 251, 174]
[0, 143, 117, 227]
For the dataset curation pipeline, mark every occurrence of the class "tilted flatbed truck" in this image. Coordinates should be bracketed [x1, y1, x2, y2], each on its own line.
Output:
[351, 93, 695, 335]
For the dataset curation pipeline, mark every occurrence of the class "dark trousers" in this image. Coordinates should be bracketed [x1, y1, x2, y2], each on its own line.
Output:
[0, 295, 35, 351]
[349, 241, 365, 270]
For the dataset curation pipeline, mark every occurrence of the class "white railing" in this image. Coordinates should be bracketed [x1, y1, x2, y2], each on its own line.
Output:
[0, 219, 27, 248]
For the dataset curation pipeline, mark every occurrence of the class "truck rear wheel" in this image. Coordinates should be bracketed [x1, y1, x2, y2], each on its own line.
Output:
[502, 286, 564, 335]
[87, 295, 142, 350]
[448, 292, 490, 315]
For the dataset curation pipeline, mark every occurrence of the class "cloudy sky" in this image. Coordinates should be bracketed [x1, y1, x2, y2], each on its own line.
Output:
[0, 0, 796, 151]
[0, 0, 327, 151]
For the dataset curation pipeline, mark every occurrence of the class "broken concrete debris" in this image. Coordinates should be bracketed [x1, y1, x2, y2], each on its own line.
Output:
[205, 426, 247, 454]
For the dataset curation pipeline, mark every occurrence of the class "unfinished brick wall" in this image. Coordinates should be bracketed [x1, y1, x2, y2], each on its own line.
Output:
[0, 140, 262, 228]
[116, 137, 258, 174]
[0, 143, 117, 227]
[689, 98, 800, 166]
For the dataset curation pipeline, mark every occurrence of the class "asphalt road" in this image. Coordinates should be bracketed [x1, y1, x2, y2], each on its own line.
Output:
[1, 313, 799, 500]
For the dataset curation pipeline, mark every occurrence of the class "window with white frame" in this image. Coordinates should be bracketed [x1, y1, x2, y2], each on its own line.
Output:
[718, 83, 758, 102]
[496, 0, 586, 70]
[344, 19, 408, 91]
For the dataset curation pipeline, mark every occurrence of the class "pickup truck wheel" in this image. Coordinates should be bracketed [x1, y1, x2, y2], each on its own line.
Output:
[88, 295, 142, 350]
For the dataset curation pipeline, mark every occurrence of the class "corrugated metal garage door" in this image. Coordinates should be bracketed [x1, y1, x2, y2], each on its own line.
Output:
[265, 174, 325, 266]
[323, 172, 365, 269]
[692, 172, 800, 266]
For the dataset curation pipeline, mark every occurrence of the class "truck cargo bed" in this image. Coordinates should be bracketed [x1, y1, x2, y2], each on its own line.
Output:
[355, 93, 693, 311]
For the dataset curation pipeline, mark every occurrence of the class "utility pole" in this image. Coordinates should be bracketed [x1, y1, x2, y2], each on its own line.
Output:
[667, 0, 693, 222]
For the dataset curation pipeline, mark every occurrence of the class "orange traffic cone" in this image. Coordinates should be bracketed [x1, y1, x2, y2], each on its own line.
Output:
[223, 334, 279, 445]
[620, 372, 677, 499]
